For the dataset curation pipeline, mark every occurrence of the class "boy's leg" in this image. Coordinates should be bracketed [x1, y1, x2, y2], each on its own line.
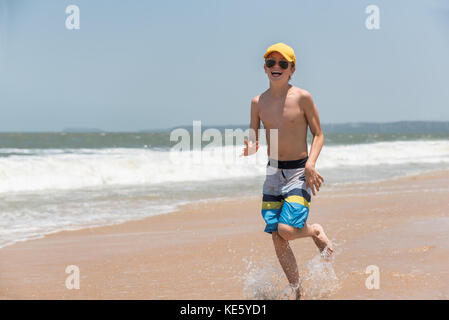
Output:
[272, 232, 303, 299]
[277, 223, 334, 255]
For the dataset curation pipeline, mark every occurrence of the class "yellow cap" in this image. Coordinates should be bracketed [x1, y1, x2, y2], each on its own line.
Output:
[264, 43, 296, 66]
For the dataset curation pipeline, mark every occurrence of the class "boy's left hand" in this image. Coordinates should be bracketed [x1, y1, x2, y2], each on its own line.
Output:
[305, 163, 324, 196]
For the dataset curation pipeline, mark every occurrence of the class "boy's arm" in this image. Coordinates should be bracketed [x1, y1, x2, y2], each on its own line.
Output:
[242, 97, 260, 156]
[302, 91, 325, 195]
[249, 97, 260, 143]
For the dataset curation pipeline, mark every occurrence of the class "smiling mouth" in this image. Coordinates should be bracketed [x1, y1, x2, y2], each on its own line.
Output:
[271, 71, 282, 77]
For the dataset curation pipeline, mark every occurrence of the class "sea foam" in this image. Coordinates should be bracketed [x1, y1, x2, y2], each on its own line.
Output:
[1, 139, 448, 194]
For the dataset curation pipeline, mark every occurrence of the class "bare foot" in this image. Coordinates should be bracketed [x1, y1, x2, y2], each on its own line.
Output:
[295, 288, 305, 300]
[292, 283, 305, 300]
[311, 224, 334, 260]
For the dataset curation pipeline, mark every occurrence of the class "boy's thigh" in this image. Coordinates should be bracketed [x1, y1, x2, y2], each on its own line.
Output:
[261, 194, 283, 233]
[278, 199, 309, 230]
[261, 166, 283, 233]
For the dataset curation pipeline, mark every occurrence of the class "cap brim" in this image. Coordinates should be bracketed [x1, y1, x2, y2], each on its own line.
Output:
[264, 50, 294, 63]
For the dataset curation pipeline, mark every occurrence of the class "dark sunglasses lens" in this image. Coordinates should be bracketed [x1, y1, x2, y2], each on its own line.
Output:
[265, 60, 276, 68]
[279, 61, 289, 69]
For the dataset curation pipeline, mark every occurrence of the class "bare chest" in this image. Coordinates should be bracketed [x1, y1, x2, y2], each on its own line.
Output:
[259, 96, 306, 129]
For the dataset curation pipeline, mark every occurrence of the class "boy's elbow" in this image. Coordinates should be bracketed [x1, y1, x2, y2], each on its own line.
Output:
[312, 131, 324, 144]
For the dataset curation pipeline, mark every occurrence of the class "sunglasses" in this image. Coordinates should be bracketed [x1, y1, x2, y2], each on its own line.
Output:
[265, 59, 290, 70]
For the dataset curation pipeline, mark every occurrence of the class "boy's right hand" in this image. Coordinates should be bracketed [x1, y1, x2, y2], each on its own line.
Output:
[240, 139, 259, 157]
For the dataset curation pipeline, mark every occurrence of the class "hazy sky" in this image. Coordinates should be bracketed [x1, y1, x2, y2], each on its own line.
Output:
[0, 0, 448, 132]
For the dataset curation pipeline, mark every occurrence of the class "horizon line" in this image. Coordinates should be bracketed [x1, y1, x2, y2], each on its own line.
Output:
[0, 120, 448, 133]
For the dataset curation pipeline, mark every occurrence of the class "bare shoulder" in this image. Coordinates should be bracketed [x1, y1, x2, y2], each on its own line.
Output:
[290, 86, 312, 99]
[251, 94, 261, 111]
[251, 90, 269, 108]
[291, 86, 315, 109]
[250, 94, 263, 119]
[251, 94, 261, 105]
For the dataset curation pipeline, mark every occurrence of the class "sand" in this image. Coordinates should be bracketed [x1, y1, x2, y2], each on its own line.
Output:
[1, 170, 448, 300]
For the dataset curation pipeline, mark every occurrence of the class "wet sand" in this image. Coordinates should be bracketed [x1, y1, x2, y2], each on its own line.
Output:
[1, 170, 448, 299]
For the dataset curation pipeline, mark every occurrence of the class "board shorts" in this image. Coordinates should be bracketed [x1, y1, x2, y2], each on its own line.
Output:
[261, 157, 312, 234]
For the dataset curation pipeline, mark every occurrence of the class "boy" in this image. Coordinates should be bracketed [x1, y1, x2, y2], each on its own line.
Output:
[242, 43, 333, 299]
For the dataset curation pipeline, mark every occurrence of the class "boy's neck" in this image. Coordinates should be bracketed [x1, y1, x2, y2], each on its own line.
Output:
[269, 81, 291, 98]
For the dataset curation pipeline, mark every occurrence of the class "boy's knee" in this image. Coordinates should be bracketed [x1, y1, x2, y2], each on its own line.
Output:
[272, 231, 289, 244]
[277, 224, 294, 241]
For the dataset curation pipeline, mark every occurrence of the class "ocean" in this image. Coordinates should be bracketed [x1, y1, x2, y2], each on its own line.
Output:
[1, 121, 449, 248]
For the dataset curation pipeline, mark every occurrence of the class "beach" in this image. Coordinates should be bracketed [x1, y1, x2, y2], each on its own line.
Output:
[2, 0, 449, 302]
[1, 169, 448, 300]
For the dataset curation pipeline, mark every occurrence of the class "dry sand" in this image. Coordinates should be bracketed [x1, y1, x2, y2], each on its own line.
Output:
[1, 170, 448, 299]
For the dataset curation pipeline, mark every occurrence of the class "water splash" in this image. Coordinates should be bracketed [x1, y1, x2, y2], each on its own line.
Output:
[241, 242, 342, 300]
[241, 258, 296, 300]
[301, 248, 341, 299]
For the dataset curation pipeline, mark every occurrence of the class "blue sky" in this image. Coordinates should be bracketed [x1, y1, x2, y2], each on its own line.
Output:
[0, 0, 448, 131]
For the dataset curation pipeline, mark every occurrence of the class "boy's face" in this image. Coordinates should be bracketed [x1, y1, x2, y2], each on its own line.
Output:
[264, 51, 295, 82]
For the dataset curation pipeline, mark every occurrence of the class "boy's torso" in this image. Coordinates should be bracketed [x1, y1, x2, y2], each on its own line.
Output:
[257, 85, 309, 161]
